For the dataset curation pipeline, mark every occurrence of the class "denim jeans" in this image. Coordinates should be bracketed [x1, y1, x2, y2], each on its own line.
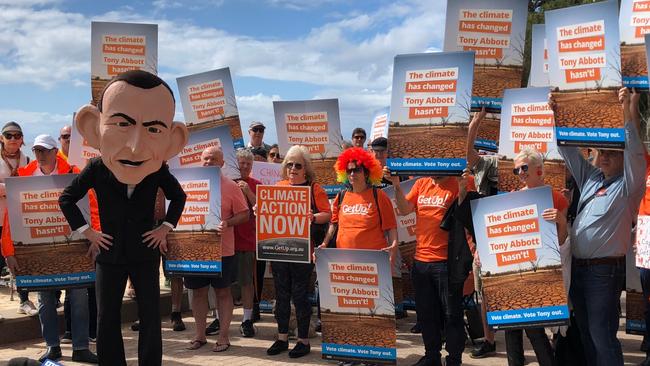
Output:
[505, 328, 555, 366]
[411, 260, 465, 366]
[640, 268, 650, 357]
[38, 288, 89, 350]
[570, 260, 625, 366]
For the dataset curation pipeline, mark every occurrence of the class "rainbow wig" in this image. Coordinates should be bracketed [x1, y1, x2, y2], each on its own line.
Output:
[335, 147, 383, 186]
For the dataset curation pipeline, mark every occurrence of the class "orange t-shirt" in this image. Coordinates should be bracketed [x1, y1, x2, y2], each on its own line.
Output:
[405, 177, 459, 262]
[275, 180, 331, 214]
[551, 189, 569, 212]
[638, 152, 650, 215]
[331, 188, 397, 250]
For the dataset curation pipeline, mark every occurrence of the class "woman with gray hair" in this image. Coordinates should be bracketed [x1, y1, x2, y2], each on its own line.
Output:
[266, 145, 331, 359]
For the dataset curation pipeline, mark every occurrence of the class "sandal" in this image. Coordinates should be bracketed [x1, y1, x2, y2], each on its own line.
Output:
[212, 342, 231, 352]
[186, 339, 207, 350]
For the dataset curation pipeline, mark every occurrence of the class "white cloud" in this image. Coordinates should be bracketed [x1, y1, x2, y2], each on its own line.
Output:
[265, 0, 342, 11]
[236, 93, 282, 145]
[152, 0, 225, 11]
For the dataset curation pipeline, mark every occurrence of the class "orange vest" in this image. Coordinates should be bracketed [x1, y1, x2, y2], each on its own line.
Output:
[1, 155, 101, 257]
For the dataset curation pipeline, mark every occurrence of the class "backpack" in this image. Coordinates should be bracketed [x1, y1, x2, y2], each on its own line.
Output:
[326, 187, 382, 248]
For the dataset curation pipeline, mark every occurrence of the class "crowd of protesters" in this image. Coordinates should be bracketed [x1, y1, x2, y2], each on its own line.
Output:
[2, 86, 650, 366]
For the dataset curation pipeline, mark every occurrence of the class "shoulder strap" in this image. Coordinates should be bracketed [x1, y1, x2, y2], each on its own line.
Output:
[372, 187, 382, 229]
[337, 189, 347, 211]
[577, 178, 618, 215]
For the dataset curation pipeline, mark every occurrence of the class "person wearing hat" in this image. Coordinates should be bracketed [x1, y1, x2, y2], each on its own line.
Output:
[247, 121, 272, 154]
[1, 134, 98, 364]
[0, 122, 36, 319]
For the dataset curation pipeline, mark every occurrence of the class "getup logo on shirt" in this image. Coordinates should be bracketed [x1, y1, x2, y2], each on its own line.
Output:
[341, 203, 373, 216]
[417, 193, 451, 209]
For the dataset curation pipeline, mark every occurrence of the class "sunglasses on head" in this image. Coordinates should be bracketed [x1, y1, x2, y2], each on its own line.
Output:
[286, 162, 303, 170]
[60, 134, 70, 140]
[3, 132, 22, 140]
[512, 164, 529, 176]
[251, 127, 265, 133]
[346, 166, 364, 174]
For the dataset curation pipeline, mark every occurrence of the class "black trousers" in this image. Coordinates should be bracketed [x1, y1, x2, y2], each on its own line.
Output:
[255, 259, 266, 303]
[412, 260, 465, 366]
[96, 259, 161, 366]
[271, 261, 313, 339]
[505, 328, 556, 366]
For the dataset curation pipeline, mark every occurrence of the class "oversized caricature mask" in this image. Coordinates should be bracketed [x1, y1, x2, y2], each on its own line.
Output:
[75, 71, 188, 184]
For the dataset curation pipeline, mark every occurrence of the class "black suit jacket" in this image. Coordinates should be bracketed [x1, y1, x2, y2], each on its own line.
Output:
[59, 158, 186, 264]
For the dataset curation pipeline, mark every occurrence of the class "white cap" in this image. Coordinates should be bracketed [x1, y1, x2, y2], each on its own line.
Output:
[33, 134, 58, 150]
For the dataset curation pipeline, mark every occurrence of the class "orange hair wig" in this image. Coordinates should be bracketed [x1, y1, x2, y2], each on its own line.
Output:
[335, 147, 383, 186]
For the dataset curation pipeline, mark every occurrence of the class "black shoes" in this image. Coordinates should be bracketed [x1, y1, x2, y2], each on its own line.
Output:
[470, 340, 496, 359]
[411, 355, 434, 366]
[267, 339, 289, 355]
[288, 342, 310, 358]
[39, 346, 62, 362]
[171, 311, 186, 331]
[206, 318, 220, 335]
[240, 319, 255, 337]
[72, 349, 99, 364]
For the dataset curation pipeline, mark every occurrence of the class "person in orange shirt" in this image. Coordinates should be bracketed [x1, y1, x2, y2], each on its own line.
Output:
[266, 145, 331, 359]
[1, 135, 98, 364]
[317, 147, 398, 258]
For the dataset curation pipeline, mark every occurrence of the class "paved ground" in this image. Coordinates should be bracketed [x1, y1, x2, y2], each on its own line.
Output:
[0, 306, 646, 365]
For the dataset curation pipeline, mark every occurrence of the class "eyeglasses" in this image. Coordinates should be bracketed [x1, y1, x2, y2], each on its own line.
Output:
[32, 148, 53, 154]
[3, 133, 22, 140]
[352, 135, 365, 140]
[269, 152, 279, 158]
[286, 162, 303, 170]
[251, 127, 265, 133]
[512, 164, 529, 176]
[59, 134, 70, 140]
[346, 166, 364, 174]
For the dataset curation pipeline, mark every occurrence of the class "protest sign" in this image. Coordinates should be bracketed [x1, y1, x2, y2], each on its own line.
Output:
[176, 68, 245, 149]
[620, 0, 650, 90]
[251, 161, 282, 186]
[637, 215, 650, 269]
[369, 107, 390, 142]
[91, 21, 157, 105]
[529, 24, 550, 87]
[546, 1, 625, 148]
[316, 248, 396, 365]
[443, 0, 528, 113]
[256, 185, 311, 263]
[627, 247, 646, 334]
[497, 88, 565, 193]
[67, 119, 100, 168]
[5, 175, 94, 291]
[274, 99, 344, 197]
[165, 167, 222, 276]
[387, 51, 474, 176]
[168, 124, 239, 179]
[470, 186, 569, 330]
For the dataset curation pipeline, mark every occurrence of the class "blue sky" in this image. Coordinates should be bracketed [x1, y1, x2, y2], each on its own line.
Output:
[0, 0, 447, 151]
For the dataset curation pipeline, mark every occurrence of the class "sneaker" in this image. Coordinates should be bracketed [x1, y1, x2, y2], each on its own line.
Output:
[240, 319, 255, 337]
[470, 340, 496, 359]
[171, 311, 186, 331]
[266, 339, 289, 355]
[206, 318, 220, 335]
[61, 331, 72, 344]
[38, 346, 62, 363]
[89, 337, 97, 343]
[288, 342, 310, 358]
[18, 300, 38, 316]
[410, 322, 422, 334]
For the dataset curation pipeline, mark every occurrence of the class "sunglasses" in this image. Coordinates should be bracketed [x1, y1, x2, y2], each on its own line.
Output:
[251, 127, 265, 133]
[352, 135, 365, 140]
[59, 134, 70, 140]
[512, 164, 529, 176]
[3, 133, 22, 140]
[286, 162, 303, 170]
[269, 152, 279, 158]
[346, 166, 364, 174]
[32, 148, 53, 154]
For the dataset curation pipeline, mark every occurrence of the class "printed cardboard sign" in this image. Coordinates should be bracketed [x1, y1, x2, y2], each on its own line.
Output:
[165, 167, 222, 276]
[443, 0, 528, 112]
[176, 68, 245, 149]
[546, 1, 625, 148]
[67, 118, 101, 168]
[382, 179, 417, 245]
[627, 247, 646, 334]
[369, 107, 390, 142]
[256, 185, 311, 263]
[274, 99, 344, 197]
[470, 186, 569, 330]
[5, 175, 94, 290]
[91, 22, 157, 105]
[637, 215, 650, 269]
[251, 162, 282, 186]
[529, 24, 550, 87]
[316, 248, 396, 365]
[387, 51, 474, 176]
[620, 0, 650, 90]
